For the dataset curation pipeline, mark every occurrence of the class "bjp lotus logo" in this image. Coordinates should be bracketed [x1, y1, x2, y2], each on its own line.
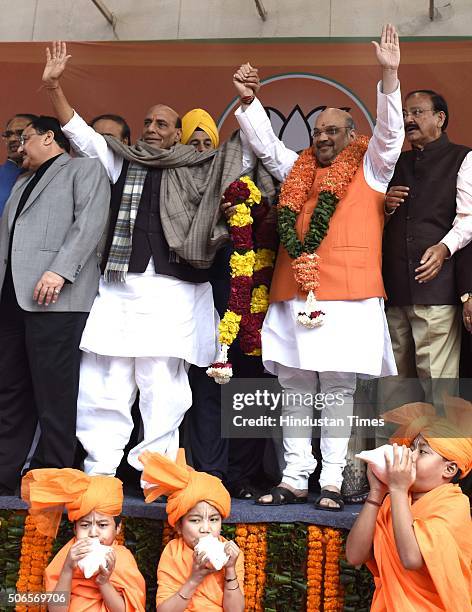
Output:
[218, 73, 374, 152]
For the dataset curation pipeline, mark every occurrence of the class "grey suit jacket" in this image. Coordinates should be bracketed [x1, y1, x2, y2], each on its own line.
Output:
[0, 153, 110, 312]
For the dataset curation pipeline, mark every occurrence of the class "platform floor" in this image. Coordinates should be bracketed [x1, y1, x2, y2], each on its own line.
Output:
[0, 494, 361, 529]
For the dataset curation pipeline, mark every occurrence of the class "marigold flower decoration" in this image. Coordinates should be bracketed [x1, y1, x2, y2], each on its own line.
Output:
[306, 525, 323, 611]
[207, 176, 276, 384]
[323, 528, 343, 611]
[235, 523, 267, 611]
[16, 515, 54, 612]
[278, 136, 369, 328]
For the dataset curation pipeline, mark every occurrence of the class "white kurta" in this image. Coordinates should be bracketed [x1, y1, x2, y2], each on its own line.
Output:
[235, 83, 405, 378]
[263, 297, 396, 377]
[80, 261, 218, 367]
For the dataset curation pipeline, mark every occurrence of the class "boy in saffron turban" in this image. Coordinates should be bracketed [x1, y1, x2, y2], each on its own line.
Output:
[345, 397, 472, 611]
[140, 449, 244, 611]
[21, 468, 145, 612]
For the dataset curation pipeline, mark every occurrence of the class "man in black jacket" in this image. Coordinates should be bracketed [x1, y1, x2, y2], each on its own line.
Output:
[381, 90, 472, 408]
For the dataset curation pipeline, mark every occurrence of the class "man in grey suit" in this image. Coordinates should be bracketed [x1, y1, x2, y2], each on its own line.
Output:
[0, 116, 110, 495]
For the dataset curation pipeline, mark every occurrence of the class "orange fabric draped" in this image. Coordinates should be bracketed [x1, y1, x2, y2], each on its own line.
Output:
[21, 468, 123, 537]
[382, 397, 472, 477]
[367, 484, 472, 611]
[140, 449, 231, 526]
[45, 539, 146, 612]
[156, 536, 244, 610]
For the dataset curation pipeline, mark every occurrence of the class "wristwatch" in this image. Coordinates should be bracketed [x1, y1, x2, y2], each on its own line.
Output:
[460, 292, 472, 303]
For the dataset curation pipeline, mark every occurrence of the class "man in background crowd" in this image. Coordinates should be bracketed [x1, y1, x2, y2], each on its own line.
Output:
[0, 114, 37, 216]
[90, 113, 131, 145]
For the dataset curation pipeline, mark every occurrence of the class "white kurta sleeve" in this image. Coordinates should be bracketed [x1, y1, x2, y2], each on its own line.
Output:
[440, 151, 472, 255]
[363, 81, 404, 193]
[240, 129, 257, 174]
[235, 98, 299, 182]
[61, 110, 123, 184]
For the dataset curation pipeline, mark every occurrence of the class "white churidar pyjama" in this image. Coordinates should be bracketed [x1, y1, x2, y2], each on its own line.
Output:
[262, 296, 396, 490]
[277, 365, 356, 490]
[77, 260, 218, 475]
[77, 354, 191, 474]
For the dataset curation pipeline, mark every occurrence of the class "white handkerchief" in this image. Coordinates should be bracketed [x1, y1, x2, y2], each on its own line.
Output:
[194, 535, 229, 571]
[355, 444, 402, 484]
[77, 538, 111, 579]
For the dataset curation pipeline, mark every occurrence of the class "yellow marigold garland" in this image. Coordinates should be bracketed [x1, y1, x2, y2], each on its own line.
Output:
[235, 523, 267, 611]
[207, 175, 275, 383]
[16, 515, 54, 612]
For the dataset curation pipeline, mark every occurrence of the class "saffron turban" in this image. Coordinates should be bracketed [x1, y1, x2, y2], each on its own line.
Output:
[139, 449, 231, 526]
[181, 108, 219, 148]
[21, 468, 123, 537]
[382, 396, 472, 477]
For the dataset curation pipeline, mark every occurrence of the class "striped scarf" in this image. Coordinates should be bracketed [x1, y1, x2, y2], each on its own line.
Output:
[104, 162, 148, 282]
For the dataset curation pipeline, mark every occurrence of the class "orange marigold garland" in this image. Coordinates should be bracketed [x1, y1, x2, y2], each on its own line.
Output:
[115, 518, 125, 546]
[161, 520, 176, 551]
[323, 527, 343, 611]
[235, 523, 267, 611]
[306, 525, 323, 611]
[278, 137, 369, 328]
[16, 515, 54, 612]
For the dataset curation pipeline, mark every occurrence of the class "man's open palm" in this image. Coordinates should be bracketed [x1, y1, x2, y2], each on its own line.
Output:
[43, 40, 71, 85]
[372, 24, 400, 71]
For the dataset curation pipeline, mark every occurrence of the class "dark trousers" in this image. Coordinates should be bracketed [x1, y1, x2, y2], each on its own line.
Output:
[186, 366, 228, 479]
[0, 287, 87, 492]
[186, 254, 231, 480]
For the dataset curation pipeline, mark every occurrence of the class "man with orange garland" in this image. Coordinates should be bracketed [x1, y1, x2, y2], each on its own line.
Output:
[227, 25, 404, 510]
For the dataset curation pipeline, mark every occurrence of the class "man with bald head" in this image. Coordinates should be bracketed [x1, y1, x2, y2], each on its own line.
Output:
[41, 43, 262, 482]
[230, 25, 404, 510]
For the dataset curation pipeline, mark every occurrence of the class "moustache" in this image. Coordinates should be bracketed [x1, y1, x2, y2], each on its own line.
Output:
[316, 141, 334, 149]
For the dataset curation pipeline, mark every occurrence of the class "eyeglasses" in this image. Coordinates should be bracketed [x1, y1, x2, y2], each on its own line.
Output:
[18, 134, 37, 146]
[311, 126, 352, 139]
[1, 129, 24, 139]
[402, 108, 437, 119]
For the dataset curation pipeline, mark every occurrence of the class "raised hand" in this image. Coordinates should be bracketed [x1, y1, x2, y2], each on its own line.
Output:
[233, 62, 260, 98]
[372, 24, 400, 71]
[43, 40, 71, 87]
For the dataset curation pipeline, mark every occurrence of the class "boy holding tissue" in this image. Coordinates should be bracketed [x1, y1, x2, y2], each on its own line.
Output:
[140, 449, 244, 611]
[346, 398, 472, 611]
[21, 469, 145, 612]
